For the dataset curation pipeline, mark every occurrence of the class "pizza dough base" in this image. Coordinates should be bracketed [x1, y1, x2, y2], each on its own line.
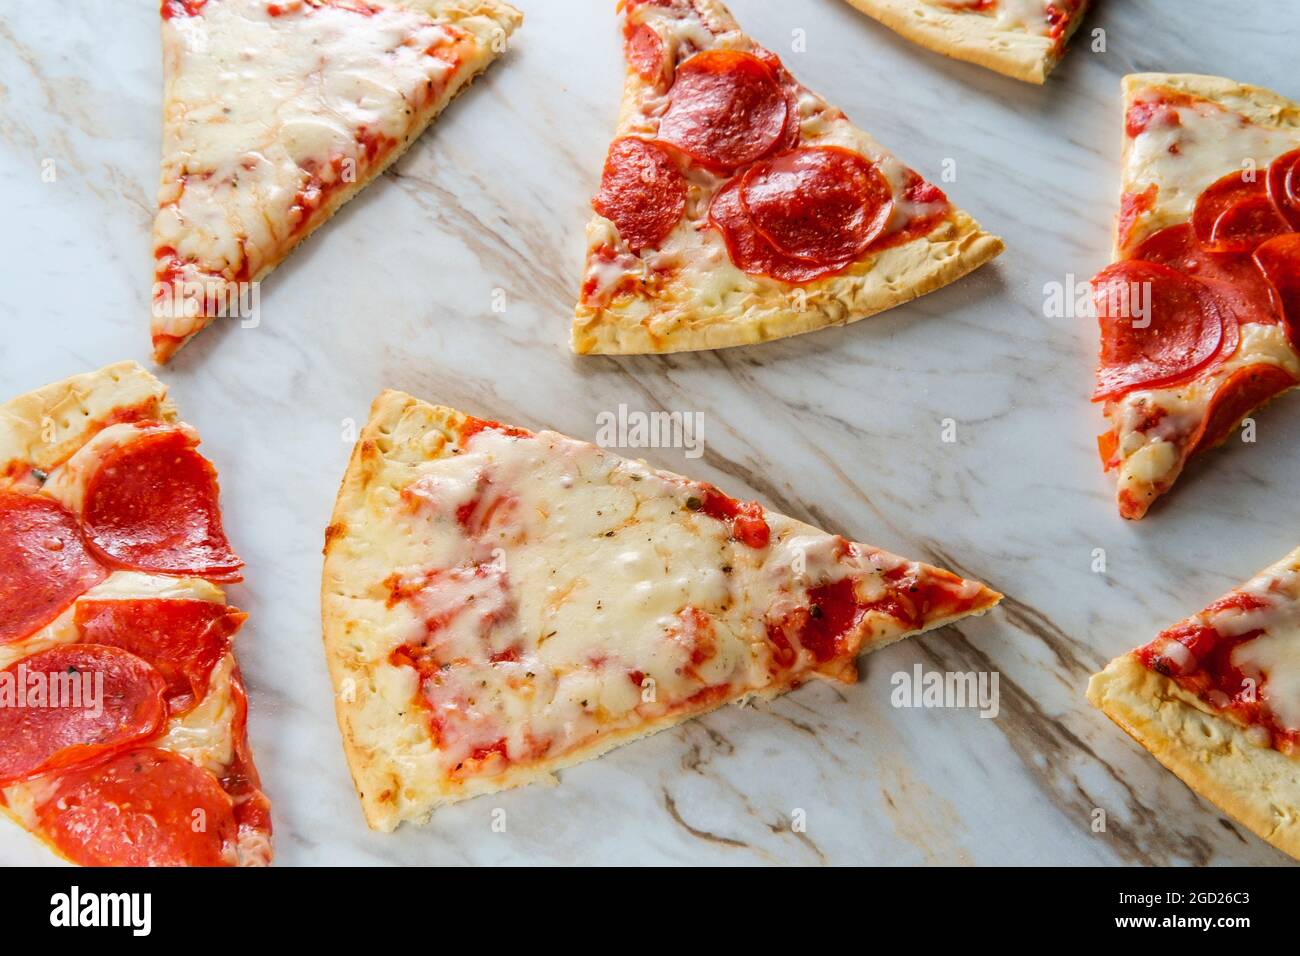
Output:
[840, 0, 1087, 85]
[0, 361, 173, 470]
[1088, 653, 1300, 861]
[153, 0, 524, 362]
[322, 389, 999, 831]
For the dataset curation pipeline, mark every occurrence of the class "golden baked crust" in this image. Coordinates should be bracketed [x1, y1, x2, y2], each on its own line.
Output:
[0, 362, 173, 472]
[1088, 653, 1300, 860]
[152, 0, 524, 362]
[572, 0, 1003, 356]
[841, 0, 1088, 85]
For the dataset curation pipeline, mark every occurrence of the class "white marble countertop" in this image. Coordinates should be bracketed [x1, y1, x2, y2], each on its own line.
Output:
[1, 0, 1297, 866]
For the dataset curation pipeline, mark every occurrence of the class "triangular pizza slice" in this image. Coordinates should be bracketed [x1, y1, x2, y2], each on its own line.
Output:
[1089, 545, 1300, 861]
[1090, 74, 1300, 519]
[572, 0, 1003, 355]
[0, 362, 270, 866]
[152, 0, 523, 362]
[321, 390, 1002, 830]
[840, 1, 1091, 84]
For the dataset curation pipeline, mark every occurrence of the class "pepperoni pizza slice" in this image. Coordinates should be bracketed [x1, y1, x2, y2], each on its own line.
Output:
[152, 0, 523, 362]
[1089, 546, 1300, 861]
[840, 1, 1090, 85]
[1091, 74, 1300, 519]
[321, 390, 1002, 830]
[0, 362, 271, 866]
[573, 0, 1004, 355]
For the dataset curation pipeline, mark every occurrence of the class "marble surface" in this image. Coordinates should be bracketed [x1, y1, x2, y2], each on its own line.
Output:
[0, 0, 1297, 866]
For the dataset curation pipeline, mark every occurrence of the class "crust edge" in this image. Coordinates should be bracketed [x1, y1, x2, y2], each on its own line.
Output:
[1087, 653, 1300, 861]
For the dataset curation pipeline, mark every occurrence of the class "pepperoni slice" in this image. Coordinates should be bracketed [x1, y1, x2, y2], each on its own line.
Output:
[593, 137, 687, 254]
[1193, 171, 1288, 254]
[1255, 233, 1300, 348]
[1092, 260, 1231, 401]
[1188, 363, 1299, 456]
[624, 22, 665, 82]
[738, 147, 892, 264]
[710, 176, 851, 283]
[37, 747, 239, 866]
[81, 429, 242, 580]
[1192, 171, 1265, 251]
[1267, 149, 1300, 231]
[1133, 222, 1279, 329]
[657, 50, 788, 172]
[75, 599, 245, 715]
[0, 491, 107, 646]
[0, 645, 167, 787]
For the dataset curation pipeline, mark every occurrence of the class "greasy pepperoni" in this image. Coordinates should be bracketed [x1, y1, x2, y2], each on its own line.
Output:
[624, 22, 665, 81]
[709, 176, 853, 283]
[1133, 223, 1279, 328]
[74, 599, 245, 715]
[1192, 171, 1287, 254]
[221, 667, 273, 860]
[0, 491, 107, 646]
[1255, 233, 1300, 348]
[593, 137, 687, 253]
[1187, 363, 1298, 456]
[739, 147, 893, 263]
[657, 50, 788, 172]
[1267, 149, 1300, 231]
[1091, 260, 1230, 401]
[81, 429, 242, 580]
[0, 645, 167, 787]
[37, 747, 239, 867]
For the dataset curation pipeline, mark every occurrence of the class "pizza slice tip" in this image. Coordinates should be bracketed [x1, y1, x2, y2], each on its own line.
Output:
[1088, 546, 1300, 861]
[1092, 73, 1300, 519]
[321, 388, 1001, 831]
[152, 0, 524, 362]
[573, 0, 1004, 356]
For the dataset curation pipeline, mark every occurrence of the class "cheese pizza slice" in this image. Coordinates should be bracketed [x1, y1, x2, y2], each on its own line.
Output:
[0, 362, 271, 866]
[152, 0, 523, 362]
[572, 0, 1003, 355]
[1090, 74, 1300, 519]
[840, 1, 1090, 84]
[1089, 546, 1300, 861]
[321, 390, 1002, 831]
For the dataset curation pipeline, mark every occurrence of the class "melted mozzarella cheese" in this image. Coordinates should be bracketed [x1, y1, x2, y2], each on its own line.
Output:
[157, 653, 238, 774]
[376, 428, 921, 776]
[1123, 88, 1300, 249]
[155, 0, 465, 294]
[1112, 324, 1300, 495]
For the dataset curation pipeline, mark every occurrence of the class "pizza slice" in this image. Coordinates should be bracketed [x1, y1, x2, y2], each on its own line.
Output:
[321, 390, 1002, 830]
[572, 0, 1003, 355]
[1090, 74, 1300, 519]
[0, 362, 271, 866]
[152, 0, 523, 362]
[840, 1, 1090, 84]
[1088, 546, 1300, 861]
